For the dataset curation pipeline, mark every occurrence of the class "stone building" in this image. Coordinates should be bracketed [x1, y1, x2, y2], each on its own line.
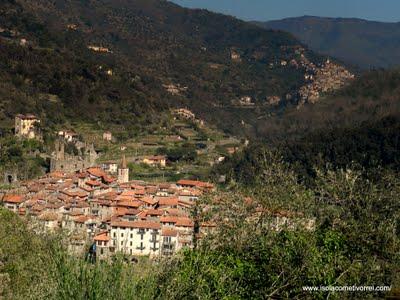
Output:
[103, 131, 112, 141]
[117, 155, 129, 184]
[15, 114, 40, 139]
[50, 139, 98, 173]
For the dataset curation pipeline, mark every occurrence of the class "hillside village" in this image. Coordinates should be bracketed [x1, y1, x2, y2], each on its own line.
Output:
[0, 110, 316, 260]
[1, 112, 221, 259]
[0, 164, 216, 259]
[0, 111, 239, 258]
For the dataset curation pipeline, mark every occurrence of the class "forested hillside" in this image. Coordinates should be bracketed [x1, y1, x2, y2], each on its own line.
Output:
[250, 68, 400, 142]
[0, 0, 336, 136]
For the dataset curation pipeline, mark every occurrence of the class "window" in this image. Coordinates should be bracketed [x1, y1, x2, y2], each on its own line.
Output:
[121, 241, 123, 246]
[113, 232, 116, 237]
[130, 234, 133, 238]
[141, 235, 143, 240]
[130, 241, 132, 246]
[121, 233, 124, 237]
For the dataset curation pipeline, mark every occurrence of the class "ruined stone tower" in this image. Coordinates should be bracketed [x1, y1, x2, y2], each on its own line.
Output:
[118, 155, 129, 184]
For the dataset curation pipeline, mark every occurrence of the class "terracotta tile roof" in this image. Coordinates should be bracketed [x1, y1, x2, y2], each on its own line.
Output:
[73, 215, 93, 223]
[177, 179, 214, 189]
[160, 216, 179, 223]
[94, 232, 110, 242]
[86, 180, 101, 187]
[158, 183, 171, 189]
[117, 200, 142, 208]
[115, 207, 128, 216]
[120, 190, 137, 197]
[141, 197, 158, 206]
[111, 220, 161, 230]
[145, 209, 164, 217]
[178, 199, 193, 208]
[157, 197, 179, 207]
[175, 217, 194, 227]
[87, 167, 107, 178]
[2, 194, 25, 204]
[163, 208, 188, 217]
[162, 228, 178, 237]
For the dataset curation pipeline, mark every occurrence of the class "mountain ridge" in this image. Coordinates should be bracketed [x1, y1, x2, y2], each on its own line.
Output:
[255, 16, 400, 69]
[0, 0, 354, 138]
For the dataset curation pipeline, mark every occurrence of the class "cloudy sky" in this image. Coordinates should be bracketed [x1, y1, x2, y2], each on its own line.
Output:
[170, 0, 400, 22]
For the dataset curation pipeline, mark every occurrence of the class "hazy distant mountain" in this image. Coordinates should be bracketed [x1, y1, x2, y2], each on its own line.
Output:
[255, 16, 400, 69]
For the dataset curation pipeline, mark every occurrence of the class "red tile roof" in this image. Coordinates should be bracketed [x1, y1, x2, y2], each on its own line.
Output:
[177, 179, 214, 189]
[111, 220, 161, 230]
[2, 194, 25, 204]
[162, 228, 178, 237]
[157, 197, 179, 207]
[94, 232, 110, 242]
[175, 217, 194, 227]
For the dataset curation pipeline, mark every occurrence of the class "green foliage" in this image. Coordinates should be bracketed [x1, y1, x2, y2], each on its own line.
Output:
[157, 143, 197, 162]
[0, 137, 48, 180]
[1, 156, 400, 299]
[215, 115, 400, 185]
[159, 159, 400, 299]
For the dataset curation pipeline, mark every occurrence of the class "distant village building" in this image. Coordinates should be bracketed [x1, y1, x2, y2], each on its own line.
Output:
[58, 130, 79, 143]
[239, 96, 255, 106]
[101, 162, 118, 174]
[110, 221, 161, 257]
[15, 114, 40, 139]
[103, 131, 112, 141]
[87, 45, 111, 53]
[266, 95, 281, 106]
[173, 108, 196, 120]
[230, 49, 242, 62]
[67, 24, 78, 31]
[94, 232, 111, 260]
[142, 156, 167, 168]
[1, 194, 25, 213]
[163, 84, 188, 96]
[117, 155, 129, 184]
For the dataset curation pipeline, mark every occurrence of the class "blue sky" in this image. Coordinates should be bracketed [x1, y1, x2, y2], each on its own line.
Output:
[170, 0, 400, 22]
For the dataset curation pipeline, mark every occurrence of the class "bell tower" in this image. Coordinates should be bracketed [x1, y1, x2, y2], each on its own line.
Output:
[118, 155, 129, 184]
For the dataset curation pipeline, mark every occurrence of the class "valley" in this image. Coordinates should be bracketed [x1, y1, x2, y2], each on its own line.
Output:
[0, 1, 400, 299]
